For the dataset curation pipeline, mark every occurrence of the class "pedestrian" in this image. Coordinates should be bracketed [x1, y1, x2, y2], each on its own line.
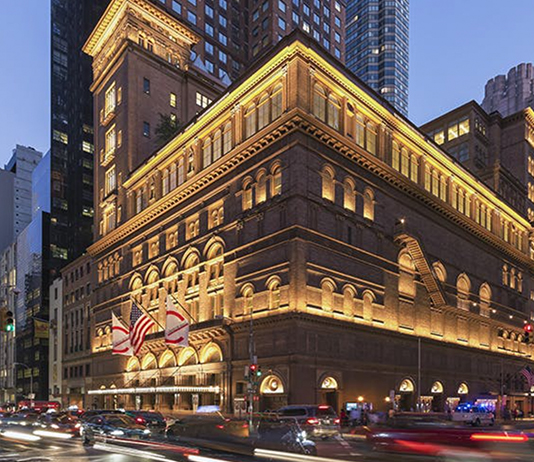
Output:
[349, 407, 360, 427]
[339, 408, 347, 427]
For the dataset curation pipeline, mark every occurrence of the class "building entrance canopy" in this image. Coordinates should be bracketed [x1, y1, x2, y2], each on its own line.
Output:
[88, 385, 220, 395]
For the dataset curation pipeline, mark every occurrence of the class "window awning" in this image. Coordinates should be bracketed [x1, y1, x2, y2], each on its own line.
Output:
[87, 385, 220, 395]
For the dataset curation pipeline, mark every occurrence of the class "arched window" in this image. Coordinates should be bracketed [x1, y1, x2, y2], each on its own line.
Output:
[321, 166, 335, 201]
[479, 283, 491, 317]
[244, 104, 257, 138]
[222, 122, 232, 154]
[267, 277, 281, 310]
[242, 178, 253, 210]
[343, 177, 356, 212]
[327, 94, 340, 130]
[207, 244, 224, 282]
[321, 279, 335, 312]
[398, 252, 416, 298]
[432, 261, 447, 283]
[162, 168, 169, 195]
[256, 171, 267, 203]
[184, 253, 200, 289]
[213, 129, 222, 162]
[363, 187, 374, 221]
[343, 285, 356, 317]
[258, 93, 270, 130]
[203, 138, 212, 168]
[456, 273, 471, 310]
[510, 267, 517, 289]
[502, 264, 509, 286]
[363, 290, 374, 321]
[518, 272, 523, 292]
[271, 83, 283, 120]
[271, 165, 282, 196]
[366, 122, 377, 155]
[313, 84, 327, 122]
[242, 285, 254, 315]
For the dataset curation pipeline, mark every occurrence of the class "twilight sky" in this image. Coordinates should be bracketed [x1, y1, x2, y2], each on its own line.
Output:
[0, 0, 533, 166]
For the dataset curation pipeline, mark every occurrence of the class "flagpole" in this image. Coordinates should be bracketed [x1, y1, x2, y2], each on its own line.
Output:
[130, 295, 165, 331]
[168, 292, 198, 324]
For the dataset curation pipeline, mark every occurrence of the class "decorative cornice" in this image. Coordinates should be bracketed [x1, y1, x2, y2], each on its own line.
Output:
[83, 0, 199, 58]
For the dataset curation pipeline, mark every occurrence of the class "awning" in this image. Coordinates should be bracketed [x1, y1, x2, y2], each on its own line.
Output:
[87, 385, 221, 395]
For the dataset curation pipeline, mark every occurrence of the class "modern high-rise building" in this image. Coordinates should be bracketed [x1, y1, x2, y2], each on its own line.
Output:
[0, 146, 42, 253]
[346, 0, 409, 116]
[154, 0, 346, 81]
[50, 0, 111, 276]
[482, 63, 534, 118]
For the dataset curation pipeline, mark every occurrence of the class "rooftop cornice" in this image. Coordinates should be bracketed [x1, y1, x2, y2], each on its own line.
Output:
[83, 0, 199, 58]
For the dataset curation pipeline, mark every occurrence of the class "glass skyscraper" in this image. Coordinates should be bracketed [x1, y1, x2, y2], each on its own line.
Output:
[346, 0, 409, 116]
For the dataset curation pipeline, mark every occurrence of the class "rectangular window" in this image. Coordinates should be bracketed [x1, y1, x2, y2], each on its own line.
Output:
[206, 23, 214, 36]
[196, 92, 213, 108]
[172, 0, 182, 13]
[218, 32, 228, 46]
[459, 118, 470, 136]
[433, 130, 445, 145]
[448, 123, 459, 140]
[143, 78, 150, 94]
[219, 50, 227, 63]
[187, 11, 197, 25]
[279, 0, 286, 11]
[53, 130, 68, 145]
[278, 17, 286, 30]
[170, 92, 177, 107]
[105, 166, 116, 196]
[105, 125, 116, 159]
[82, 141, 94, 154]
[104, 83, 116, 118]
[206, 5, 214, 17]
[143, 121, 150, 137]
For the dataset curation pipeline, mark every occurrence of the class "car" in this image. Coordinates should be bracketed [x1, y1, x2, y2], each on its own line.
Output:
[3, 411, 40, 427]
[276, 405, 340, 439]
[36, 413, 81, 436]
[124, 410, 167, 433]
[79, 409, 124, 422]
[452, 404, 495, 427]
[81, 413, 151, 445]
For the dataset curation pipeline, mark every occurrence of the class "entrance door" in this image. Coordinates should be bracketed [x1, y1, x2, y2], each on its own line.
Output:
[322, 391, 338, 412]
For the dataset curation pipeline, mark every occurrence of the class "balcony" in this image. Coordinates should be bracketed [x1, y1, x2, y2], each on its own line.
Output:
[100, 148, 115, 167]
[101, 106, 116, 127]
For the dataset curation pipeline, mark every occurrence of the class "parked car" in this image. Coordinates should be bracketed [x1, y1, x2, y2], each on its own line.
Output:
[3, 411, 40, 426]
[124, 410, 166, 432]
[452, 405, 495, 427]
[276, 405, 340, 439]
[81, 413, 150, 445]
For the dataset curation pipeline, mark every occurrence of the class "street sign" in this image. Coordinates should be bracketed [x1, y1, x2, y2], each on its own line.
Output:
[28, 393, 35, 400]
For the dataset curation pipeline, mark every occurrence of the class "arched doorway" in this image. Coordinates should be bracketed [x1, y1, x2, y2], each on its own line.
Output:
[319, 376, 339, 412]
[458, 382, 469, 403]
[431, 381, 444, 412]
[260, 375, 287, 412]
[397, 378, 415, 411]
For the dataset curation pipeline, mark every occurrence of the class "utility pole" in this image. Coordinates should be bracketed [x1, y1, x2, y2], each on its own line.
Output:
[417, 337, 421, 412]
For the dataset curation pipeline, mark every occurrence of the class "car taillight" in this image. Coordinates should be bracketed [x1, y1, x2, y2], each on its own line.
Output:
[306, 418, 319, 425]
[334, 418, 340, 425]
[318, 405, 329, 410]
[135, 417, 145, 424]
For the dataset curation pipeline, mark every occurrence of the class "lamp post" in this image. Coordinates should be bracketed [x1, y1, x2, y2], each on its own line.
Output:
[14, 362, 33, 409]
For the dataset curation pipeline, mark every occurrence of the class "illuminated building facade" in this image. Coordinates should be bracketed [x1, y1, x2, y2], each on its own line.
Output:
[346, 0, 409, 116]
[85, 0, 534, 414]
[422, 102, 534, 221]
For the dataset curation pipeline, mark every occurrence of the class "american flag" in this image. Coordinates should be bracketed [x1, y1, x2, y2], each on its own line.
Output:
[520, 366, 534, 388]
[129, 301, 155, 355]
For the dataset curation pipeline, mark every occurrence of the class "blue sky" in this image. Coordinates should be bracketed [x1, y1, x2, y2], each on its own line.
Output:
[0, 0, 533, 166]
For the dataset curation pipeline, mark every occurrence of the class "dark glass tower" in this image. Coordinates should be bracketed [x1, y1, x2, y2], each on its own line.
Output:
[50, 0, 111, 276]
[346, 0, 409, 116]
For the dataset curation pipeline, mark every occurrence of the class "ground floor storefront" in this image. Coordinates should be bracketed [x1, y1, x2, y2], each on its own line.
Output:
[84, 314, 533, 416]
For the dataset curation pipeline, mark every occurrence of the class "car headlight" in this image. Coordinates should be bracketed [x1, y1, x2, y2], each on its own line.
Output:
[299, 431, 307, 439]
[110, 430, 124, 436]
[143, 429, 151, 434]
[51, 424, 59, 429]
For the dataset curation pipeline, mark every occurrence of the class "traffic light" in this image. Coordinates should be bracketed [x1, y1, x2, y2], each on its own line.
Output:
[249, 364, 258, 376]
[5, 311, 14, 332]
[524, 323, 532, 343]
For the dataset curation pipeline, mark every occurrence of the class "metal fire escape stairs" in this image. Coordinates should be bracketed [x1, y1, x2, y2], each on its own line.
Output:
[395, 228, 447, 308]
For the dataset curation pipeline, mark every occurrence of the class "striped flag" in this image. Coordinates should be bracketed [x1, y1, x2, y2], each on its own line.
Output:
[129, 301, 155, 355]
[520, 366, 534, 388]
[165, 295, 189, 347]
[112, 312, 133, 356]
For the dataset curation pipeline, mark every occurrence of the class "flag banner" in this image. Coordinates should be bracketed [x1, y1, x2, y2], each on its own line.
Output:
[520, 365, 534, 388]
[165, 295, 189, 347]
[112, 312, 133, 356]
[130, 301, 155, 355]
[34, 319, 49, 339]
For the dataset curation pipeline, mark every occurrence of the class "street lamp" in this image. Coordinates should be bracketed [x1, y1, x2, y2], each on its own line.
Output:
[14, 362, 33, 409]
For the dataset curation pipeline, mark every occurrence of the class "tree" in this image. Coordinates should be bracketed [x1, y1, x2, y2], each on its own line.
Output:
[155, 113, 181, 145]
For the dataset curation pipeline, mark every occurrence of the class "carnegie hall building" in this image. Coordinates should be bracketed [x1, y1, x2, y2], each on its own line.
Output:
[83, 0, 534, 414]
